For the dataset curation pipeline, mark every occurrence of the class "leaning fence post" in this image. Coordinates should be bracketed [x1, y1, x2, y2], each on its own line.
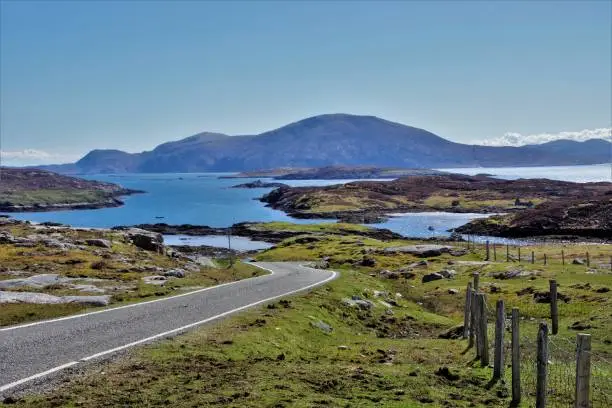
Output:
[536, 322, 549, 408]
[463, 282, 472, 339]
[486, 240, 490, 261]
[575, 333, 591, 408]
[493, 299, 505, 380]
[478, 293, 489, 366]
[544, 253, 547, 265]
[511, 308, 521, 404]
[550, 280, 558, 335]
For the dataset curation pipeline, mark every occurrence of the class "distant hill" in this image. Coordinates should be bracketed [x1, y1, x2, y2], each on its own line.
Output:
[36, 114, 612, 174]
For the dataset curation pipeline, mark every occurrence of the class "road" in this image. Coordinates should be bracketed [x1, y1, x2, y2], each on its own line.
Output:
[0, 262, 336, 394]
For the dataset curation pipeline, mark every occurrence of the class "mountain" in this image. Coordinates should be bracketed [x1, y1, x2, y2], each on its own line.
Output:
[37, 114, 612, 174]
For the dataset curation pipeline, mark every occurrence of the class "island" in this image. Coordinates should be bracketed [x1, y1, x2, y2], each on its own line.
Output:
[230, 180, 289, 189]
[222, 166, 450, 180]
[259, 174, 612, 238]
[0, 168, 143, 212]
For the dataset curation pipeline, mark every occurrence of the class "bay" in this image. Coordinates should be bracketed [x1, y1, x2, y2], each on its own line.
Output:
[4, 164, 609, 241]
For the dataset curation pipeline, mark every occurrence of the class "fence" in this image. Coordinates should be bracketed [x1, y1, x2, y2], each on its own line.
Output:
[462, 273, 611, 407]
[462, 236, 612, 271]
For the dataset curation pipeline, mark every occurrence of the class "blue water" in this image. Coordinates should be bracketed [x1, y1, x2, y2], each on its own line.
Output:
[4, 165, 609, 240]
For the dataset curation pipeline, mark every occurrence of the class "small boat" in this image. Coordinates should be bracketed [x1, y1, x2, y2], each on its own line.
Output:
[427, 226, 435, 231]
[155, 216, 165, 219]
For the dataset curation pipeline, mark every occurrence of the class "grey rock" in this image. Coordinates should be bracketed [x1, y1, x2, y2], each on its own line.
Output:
[438, 269, 457, 279]
[63, 295, 111, 307]
[354, 299, 374, 310]
[164, 269, 186, 278]
[422, 272, 445, 283]
[125, 228, 164, 253]
[0, 290, 110, 306]
[85, 239, 112, 249]
[448, 288, 459, 295]
[572, 258, 585, 265]
[311, 320, 333, 334]
[379, 270, 399, 279]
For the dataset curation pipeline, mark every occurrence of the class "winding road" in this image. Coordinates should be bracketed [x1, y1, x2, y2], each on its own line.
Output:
[0, 262, 336, 395]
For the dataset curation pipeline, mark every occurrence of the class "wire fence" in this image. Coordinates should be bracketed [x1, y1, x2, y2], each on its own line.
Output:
[467, 284, 611, 407]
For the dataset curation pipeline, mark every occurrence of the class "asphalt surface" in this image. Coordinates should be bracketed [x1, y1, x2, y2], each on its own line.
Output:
[0, 262, 336, 394]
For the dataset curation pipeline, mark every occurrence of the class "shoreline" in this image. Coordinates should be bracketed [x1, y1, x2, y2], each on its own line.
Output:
[0, 189, 144, 213]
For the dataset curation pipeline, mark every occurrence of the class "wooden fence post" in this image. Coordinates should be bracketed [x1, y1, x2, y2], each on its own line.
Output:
[586, 252, 590, 267]
[470, 290, 477, 349]
[550, 280, 558, 335]
[493, 243, 497, 261]
[473, 272, 480, 293]
[478, 293, 489, 366]
[561, 249, 565, 265]
[463, 283, 472, 339]
[575, 333, 591, 408]
[536, 322, 549, 408]
[518, 247, 521, 263]
[531, 251, 535, 264]
[493, 299, 505, 380]
[506, 244, 510, 262]
[486, 240, 490, 261]
[544, 253, 547, 265]
[511, 308, 521, 404]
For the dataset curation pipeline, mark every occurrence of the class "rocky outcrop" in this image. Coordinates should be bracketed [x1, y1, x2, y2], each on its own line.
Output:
[122, 228, 164, 253]
[0, 291, 110, 306]
[383, 245, 454, 257]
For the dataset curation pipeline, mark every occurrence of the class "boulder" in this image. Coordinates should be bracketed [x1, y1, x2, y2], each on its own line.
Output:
[572, 258, 585, 265]
[125, 228, 164, 253]
[164, 269, 186, 278]
[85, 239, 112, 249]
[449, 249, 468, 257]
[422, 272, 444, 283]
[311, 320, 333, 334]
[63, 295, 111, 307]
[448, 288, 459, 295]
[438, 269, 456, 279]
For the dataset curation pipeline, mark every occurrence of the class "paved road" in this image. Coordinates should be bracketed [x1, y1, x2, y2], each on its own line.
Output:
[0, 262, 336, 394]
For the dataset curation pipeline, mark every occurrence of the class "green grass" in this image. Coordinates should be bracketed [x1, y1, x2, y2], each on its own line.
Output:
[0, 189, 109, 206]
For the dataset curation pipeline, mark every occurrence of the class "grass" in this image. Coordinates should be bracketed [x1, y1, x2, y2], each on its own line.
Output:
[2, 224, 611, 407]
[0, 189, 109, 206]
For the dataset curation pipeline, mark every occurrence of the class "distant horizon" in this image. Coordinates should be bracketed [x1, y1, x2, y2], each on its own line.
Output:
[2, 112, 610, 166]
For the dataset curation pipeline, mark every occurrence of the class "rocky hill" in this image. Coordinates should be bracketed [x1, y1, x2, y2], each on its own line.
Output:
[37, 114, 612, 174]
[0, 168, 141, 212]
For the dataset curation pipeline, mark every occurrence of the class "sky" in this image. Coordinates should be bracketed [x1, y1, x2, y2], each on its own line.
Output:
[1, 0, 611, 165]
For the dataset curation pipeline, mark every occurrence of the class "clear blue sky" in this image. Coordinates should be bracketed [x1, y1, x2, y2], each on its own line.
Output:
[1, 0, 611, 164]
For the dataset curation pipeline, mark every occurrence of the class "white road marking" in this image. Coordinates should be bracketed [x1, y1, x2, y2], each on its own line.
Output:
[0, 263, 275, 332]
[0, 266, 337, 393]
[0, 362, 79, 393]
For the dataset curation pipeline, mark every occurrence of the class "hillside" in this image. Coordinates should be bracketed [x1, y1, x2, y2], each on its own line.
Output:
[37, 114, 612, 174]
[0, 168, 141, 212]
